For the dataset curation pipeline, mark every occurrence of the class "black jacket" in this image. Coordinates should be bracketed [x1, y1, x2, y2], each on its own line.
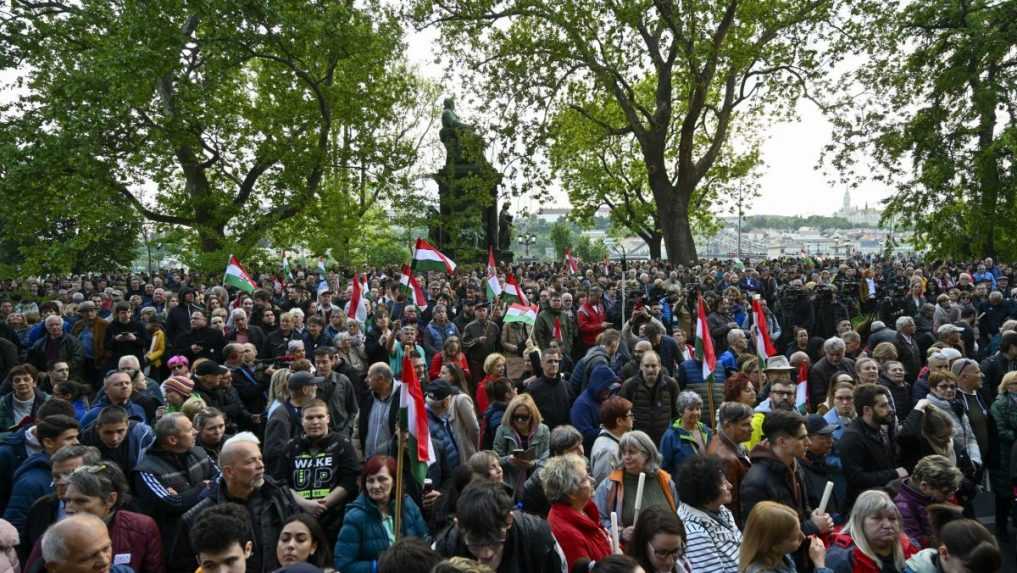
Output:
[173, 327, 226, 364]
[27, 334, 83, 378]
[740, 444, 819, 535]
[271, 432, 359, 534]
[179, 476, 298, 573]
[134, 445, 217, 573]
[357, 386, 400, 458]
[524, 373, 572, 430]
[104, 319, 148, 367]
[838, 418, 899, 504]
[192, 382, 253, 434]
[432, 510, 564, 573]
[227, 325, 268, 357]
[619, 373, 680, 445]
[980, 351, 1015, 405]
[265, 328, 298, 360]
[895, 332, 922, 383]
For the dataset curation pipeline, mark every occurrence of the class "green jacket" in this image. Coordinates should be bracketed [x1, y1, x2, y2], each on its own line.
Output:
[534, 308, 576, 355]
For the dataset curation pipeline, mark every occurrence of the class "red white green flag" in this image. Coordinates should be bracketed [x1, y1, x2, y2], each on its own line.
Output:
[501, 274, 529, 306]
[504, 303, 538, 325]
[486, 246, 502, 302]
[399, 353, 436, 485]
[223, 255, 256, 294]
[399, 265, 428, 310]
[411, 238, 457, 274]
[750, 296, 777, 369]
[695, 295, 717, 381]
[346, 272, 368, 323]
[565, 248, 579, 274]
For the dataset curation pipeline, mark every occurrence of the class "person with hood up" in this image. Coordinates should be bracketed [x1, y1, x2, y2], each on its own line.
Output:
[570, 364, 620, 453]
[568, 330, 622, 400]
[78, 406, 154, 475]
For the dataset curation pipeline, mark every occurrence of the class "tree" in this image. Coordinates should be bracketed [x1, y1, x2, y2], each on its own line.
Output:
[825, 0, 1017, 258]
[0, 1, 429, 270]
[548, 219, 575, 260]
[412, 0, 849, 264]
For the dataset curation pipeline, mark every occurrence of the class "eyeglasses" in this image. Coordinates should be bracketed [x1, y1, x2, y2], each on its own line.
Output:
[511, 415, 531, 422]
[650, 544, 685, 559]
[464, 532, 508, 552]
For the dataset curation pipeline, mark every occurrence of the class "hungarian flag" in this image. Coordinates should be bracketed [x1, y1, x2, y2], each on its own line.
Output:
[750, 297, 777, 369]
[504, 303, 538, 325]
[399, 353, 436, 485]
[795, 361, 810, 411]
[694, 295, 717, 381]
[411, 238, 457, 274]
[565, 248, 579, 274]
[486, 246, 502, 302]
[281, 251, 293, 282]
[501, 274, 529, 306]
[223, 255, 256, 294]
[399, 265, 428, 310]
[346, 272, 368, 324]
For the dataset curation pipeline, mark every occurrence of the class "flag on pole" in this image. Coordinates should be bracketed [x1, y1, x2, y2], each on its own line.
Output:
[504, 303, 538, 325]
[281, 251, 293, 282]
[317, 257, 327, 277]
[223, 255, 256, 294]
[795, 360, 810, 411]
[565, 248, 579, 274]
[411, 238, 457, 274]
[694, 296, 717, 381]
[486, 246, 503, 302]
[501, 274, 529, 306]
[749, 297, 777, 369]
[399, 353, 436, 485]
[346, 272, 368, 324]
[399, 265, 428, 310]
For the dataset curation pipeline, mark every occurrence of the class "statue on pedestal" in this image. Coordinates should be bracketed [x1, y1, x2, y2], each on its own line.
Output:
[431, 97, 503, 261]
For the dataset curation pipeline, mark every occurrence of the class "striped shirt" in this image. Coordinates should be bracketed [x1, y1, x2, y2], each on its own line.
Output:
[678, 503, 742, 573]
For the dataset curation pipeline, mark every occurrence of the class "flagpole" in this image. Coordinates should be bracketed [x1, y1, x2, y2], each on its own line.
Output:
[394, 425, 406, 542]
[706, 375, 716, 429]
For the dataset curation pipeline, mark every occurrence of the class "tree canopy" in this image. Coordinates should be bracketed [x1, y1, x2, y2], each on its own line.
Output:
[825, 0, 1017, 259]
[412, 0, 852, 264]
[0, 0, 434, 272]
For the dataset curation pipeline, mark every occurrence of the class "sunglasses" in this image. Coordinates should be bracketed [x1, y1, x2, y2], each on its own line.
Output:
[511, 415, 531, 422]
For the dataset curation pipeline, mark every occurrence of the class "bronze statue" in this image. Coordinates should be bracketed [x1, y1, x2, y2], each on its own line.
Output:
[498, 202, 513, 252]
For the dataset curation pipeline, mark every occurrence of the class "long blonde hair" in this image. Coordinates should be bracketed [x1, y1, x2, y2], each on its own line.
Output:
[739, 501, 800, 572]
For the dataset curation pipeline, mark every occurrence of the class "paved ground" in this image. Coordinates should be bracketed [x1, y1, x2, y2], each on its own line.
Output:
[973, 492, 1015, 572]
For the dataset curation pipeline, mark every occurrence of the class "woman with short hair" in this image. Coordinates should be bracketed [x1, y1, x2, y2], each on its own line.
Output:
[893, 455, 963, 548]
[660, 391, 713, 477]
[591, 396, 633, 487]
[593, 430, 678, 540]
[826, 490, 918, 573]
[675, 455, 741, 573]
[543, 454, 613, 570]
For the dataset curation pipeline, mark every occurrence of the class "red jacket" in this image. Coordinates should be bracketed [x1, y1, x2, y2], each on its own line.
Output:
[577, 302, 607, 347]
[28, 510, 164, 573]
[547, 500, 613, 570]
[428, 352, 471, 381]
[826, 530, 917, 573]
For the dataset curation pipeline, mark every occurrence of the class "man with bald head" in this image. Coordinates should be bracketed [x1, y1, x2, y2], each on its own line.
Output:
[177, 432, 297, 573]
[41, 513, 133, 573]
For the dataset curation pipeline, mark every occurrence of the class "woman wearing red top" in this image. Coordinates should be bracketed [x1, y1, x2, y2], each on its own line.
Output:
[544, 454, 614, 570]
[475, 353, 507, 415]
[429, 336, 471, 382]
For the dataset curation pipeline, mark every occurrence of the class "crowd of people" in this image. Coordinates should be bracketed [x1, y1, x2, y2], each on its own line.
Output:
[0, 254, 1012, 573]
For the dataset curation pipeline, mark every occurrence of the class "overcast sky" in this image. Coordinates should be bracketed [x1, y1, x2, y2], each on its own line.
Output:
[405, 28, 894, 219]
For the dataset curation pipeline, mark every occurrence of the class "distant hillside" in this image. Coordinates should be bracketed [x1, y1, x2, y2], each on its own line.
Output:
[741, 215, 878, 231]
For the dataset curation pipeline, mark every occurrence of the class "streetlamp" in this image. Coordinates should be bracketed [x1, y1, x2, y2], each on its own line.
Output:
[520, 233, 536, 259]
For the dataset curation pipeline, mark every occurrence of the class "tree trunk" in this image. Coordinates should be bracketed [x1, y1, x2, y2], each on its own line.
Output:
[651, 174, 697, 265]
[647, 232, 663, 260]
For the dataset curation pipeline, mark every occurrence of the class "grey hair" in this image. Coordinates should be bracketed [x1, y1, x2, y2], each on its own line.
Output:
[726, 329, 745, 345]
[676, 390, 703, 414]
[823, 337, 846, 353]
[844, 490, 906, 571]
[895, 316, 914, 331]
[617, 430, 662, 473]
[549, 425, 583, 456]
[367, 362, 393, 382]
[50, 445, 101, 466]
[154, 413, 187, 444]
[42, 514, 107, 564]
[219, 431, 260, 467]
[335, 331, 352, 344]
[841, 331, 860, 344]
[541, 454, 587, 504]
[717, 401, 754, 426]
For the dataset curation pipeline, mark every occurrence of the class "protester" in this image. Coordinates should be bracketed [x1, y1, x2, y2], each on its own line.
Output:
[276, 513, 334, 571]
[660, 391, 713, 477]
[333, 455, 429, 573]
[826, 490, 918, 573]
[619, 350, 680, 446]
[675, 455, 741, 573]
[542, 454, 612, 570]
[902, 518, 1001, 573]
[40, 513, 134, 573]
[594, 430, 678, 538]
[188, 502, 255, 573]
[893, 455, 962, 548]
[492, 393, 549, 496]
[590, 396, 633, 486]
[706, 402, 753, 524]
[739, 501, 830, 573]
[624, 505, 693, 573]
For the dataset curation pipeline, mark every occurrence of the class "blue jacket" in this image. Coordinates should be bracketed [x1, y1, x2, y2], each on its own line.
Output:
[426, 407, 461, 473]
[80, 395, 149, 428]
[0, 426, 35, 514]
[655, 335, 681, 377]
[678, 359, 727, 388]
[570, 364, 620, 451]
[79, 420, 154, 473]
[569, 345, 612, 398]
[334, 493, 429, 573]
[660, 421, 713, 477]
[2, 451, 53, 530]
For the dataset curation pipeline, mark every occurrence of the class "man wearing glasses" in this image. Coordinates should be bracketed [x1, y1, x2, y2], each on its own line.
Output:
[433, 480, 564, 573]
